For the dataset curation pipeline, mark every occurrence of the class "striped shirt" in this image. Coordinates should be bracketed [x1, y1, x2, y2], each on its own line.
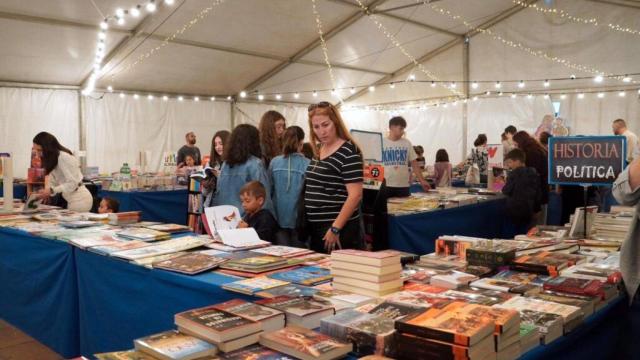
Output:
[304, 141, 363, 223]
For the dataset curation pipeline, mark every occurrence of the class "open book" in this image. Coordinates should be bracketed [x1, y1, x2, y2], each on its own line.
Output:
[202, 205, 270, 248]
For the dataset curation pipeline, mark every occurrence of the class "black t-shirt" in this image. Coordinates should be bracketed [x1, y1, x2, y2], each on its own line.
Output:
[243, 209, 278, 243]
[177, 145, 202, 166]
[304, 141, 363, 223]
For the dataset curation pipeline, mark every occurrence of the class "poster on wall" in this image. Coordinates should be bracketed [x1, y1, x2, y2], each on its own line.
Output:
[548, 136, 626, 186]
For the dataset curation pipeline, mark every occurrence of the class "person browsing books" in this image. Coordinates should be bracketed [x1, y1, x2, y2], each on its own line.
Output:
[237, 181, 278, 243]
[502, 149, 541, 236]
[32, 132, 93, 212]
[177, 131, 202, 168]
[259, 110, 287, 167]
[433, 149, 452, 188]
[201, 130, 230, 209]
[304, 101, 364, 253]
[269, 126, 310, 248]
[383, 116, 430, 196]
[98, 197, 119, 214]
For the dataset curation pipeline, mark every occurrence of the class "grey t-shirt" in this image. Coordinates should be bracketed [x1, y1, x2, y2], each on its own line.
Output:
[177, 145, 202, 166]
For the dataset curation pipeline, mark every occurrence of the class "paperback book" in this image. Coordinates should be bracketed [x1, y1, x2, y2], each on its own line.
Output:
[259, 326, 352, 360]
[222, 277, 290, 295]
[133, 330, 217, 360]
[152, 253, 226, 275]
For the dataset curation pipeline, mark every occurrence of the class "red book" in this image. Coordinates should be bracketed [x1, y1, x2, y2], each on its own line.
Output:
[543, 276, 615, 300]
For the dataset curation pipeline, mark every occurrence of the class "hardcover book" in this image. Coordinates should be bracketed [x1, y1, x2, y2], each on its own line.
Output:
[217, 344, 289, 360]
[152, 253, 226, 275]
[222, 277, 290, 295]
[174, 306, 261, 343]
[259, 326, 352, 360]
[133, 330, 217, 360]
[214, 299, 285, 332]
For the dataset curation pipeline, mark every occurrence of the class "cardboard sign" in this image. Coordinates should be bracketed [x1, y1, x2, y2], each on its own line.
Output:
[548, 136, 626, 186]
[487, 144, 503, 169]
[364, 164, 384, 181]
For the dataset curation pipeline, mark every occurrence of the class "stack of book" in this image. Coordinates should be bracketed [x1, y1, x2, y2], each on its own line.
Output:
[320, 309, 396, 357]
[256, 295, 335, 329]
[494, 296, 583, 333]
[511, 251, 588, 276]
[313, 289, 377, 313]
[267, 266, 332, 286]
[213, 299, 286, 332]
[434, 235, 489, 260]
[108, 211, 141, 225]
[542, 276, 618, 302]
[330, 250, 403, 297]
[430, 270, 479, 290]
[134, 330, 218, 359]
[116, 228, 171, 242]
[219, 255, 298, 275]
[259, 325, 352, 360]
[560, 262, 622, 284]
[223, 277, 290, 296]
[591, 212, 632, 244]
[513, 309, 563, 345]
[175, 306, 263, 353]
[394, 302, 500, 360]
[144, 223, 191, 234]
[252, 245, 314, 258]
[152, 253, 226, 275]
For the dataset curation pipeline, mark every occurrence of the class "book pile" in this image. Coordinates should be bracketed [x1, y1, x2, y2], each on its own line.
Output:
[331, 250, 403, 297]
[435, 235, 488, 260]
[219, 255, 302, 276]
[526, 290, 597, 317]
[252, 245, 314, 258]
[213, 299, 286, 332]
[560, 262, 622, 284]
[430, 270, 479, 290]
[394, 301, 518, 360]
[542, 276, 618, 302]
[511, 251, 588, 276]
[108, 211, 141, 225]
[256, 295, 335, 329]
[590, 212, 632, 244]
[267, 266, 332, 286]
[466, 241, 517, 267]
[175, 305, 263, 353]
[320, 309, 397, 357]
[116, 228, 171, 242]
[259, 325, 352, 360]
[144, 223, 191, 234]
[111, 236, 209, 261]
[223, 277, 290, 296]
[152, 253, 226, 275]
[313, 289, 376, 313]
[133, 330, 217, 359]
[494, 296, 583, 333]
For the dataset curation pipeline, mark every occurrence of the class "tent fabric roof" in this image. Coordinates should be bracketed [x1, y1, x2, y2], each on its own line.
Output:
[1, 0, 639, 105]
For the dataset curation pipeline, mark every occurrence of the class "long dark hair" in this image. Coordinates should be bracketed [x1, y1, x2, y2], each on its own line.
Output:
[209, 130, 230, 168]
[473, 134, 487, 147]
[259, 110, 285, 163]
[224, 124, 262, 167]
[435, 149, 449, 162]
[32, 132, 72, 174]
[513, 131, 546, 154]
[282, 126, 305, 157]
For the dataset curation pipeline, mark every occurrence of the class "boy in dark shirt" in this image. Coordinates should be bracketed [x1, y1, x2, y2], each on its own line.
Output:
[237, 181, 278, 243]
[502, 149, 542, 234]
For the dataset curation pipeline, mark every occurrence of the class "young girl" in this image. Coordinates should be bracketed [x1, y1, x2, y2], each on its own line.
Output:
[259, 110, 287, 167]
[269, 126, 310, 247]
[433, 149, 452, 188]
[213, 124, 272, 214]
[202, 130, 230, 208]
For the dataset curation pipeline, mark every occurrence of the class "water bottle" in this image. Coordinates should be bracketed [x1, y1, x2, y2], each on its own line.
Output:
[120, 163, 131, 191]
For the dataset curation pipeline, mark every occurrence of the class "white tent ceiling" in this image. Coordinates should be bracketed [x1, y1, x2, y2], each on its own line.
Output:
[0, 0, 639, 105]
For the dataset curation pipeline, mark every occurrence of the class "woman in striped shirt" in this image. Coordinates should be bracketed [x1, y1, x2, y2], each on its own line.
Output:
[304, 102, 364, 253]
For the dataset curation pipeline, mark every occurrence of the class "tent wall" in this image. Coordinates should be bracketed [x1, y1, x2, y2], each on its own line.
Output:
[0, 87, 79, 178]
[557, 93, 640, 137]
[83, 93, 232, 174]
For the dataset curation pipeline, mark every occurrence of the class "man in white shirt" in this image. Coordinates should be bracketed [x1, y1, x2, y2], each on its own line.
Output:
[382, 116, 430, 197]
[613, 118, 639, 163]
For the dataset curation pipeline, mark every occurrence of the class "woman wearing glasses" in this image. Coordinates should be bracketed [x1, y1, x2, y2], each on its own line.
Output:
[304, 102, 364, 253]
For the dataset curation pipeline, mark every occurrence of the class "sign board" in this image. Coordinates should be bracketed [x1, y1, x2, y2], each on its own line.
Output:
[350, 130, 383, 162]
[487, 144, 504, 169]
[548, 136, 626, 186]
[364, 164, 384, 182]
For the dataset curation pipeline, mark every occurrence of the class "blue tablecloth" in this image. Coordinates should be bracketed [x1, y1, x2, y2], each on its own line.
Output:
[98, 189, 188, 225]
[0, 228, 79, 358]
[0, 183, 28, 200]
[388, 197, 507, 254]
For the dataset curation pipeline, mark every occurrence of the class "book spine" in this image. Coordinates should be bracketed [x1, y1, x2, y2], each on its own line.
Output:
[395, 321, 469, 346]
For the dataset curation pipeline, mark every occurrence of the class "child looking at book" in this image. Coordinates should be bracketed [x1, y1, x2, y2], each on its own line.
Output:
[502, 149, 541, 235]
[237, 181, 278, 243]
[98, 197, 119, 214]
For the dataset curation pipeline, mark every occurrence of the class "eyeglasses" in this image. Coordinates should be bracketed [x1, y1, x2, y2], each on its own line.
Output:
[308, 101, 332, 112]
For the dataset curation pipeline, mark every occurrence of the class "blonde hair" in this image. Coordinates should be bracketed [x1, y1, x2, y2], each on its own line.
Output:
[307, 102, 359, 156]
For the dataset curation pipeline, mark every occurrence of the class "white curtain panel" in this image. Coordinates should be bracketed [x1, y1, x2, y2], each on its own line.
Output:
[84, 93, 231, 174]
[234, 102, 310, 134]
[557, 93, 640, 136]
[0, 87, 79, 178]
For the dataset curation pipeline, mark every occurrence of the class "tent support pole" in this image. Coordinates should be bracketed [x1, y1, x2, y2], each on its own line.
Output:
[230, 99, 236, 129]
[78, 92, 87, 170]
[462, 36, 470, 162]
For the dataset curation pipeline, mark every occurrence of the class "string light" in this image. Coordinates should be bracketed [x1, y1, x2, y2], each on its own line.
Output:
[163, 95, 169, 101]
[146, 0, 157, 12]
[107, 86, 113, 92]
[472, 96, 478, 101]
[115, 8, 125, 17]
[471, 81, 478, 89]
[498, 91, 503, 96]
[147, 94, 154, 100]
[389, 83, 396, 89]
[511, 93, 517, 99]
[258, 94, 265, 101]
[623, 76, 632, 83]
[165, 0, 175, 4]
[597, 92, 605, 98]
[518, 81, 525, 88]
[494, 81, 501, 89]
[408, 74, 416, 81]
[133, 94, 140, 100]
[619, 91, 626, 97]
[178, 96, 184, 101]
[131, 5, 141, 17]
[312, 91, 318, 97]
[450, 82, 457, 88]
[210, 96, 215, 101]
[527, 94, 533, 99]
[543, 80, 550, 87]
[239, 91, 247, 98]
[560, 94, 567, 99]
[349, 88, 356, 94]
[368, 86, 376, 92]
[512, 0, 640, 37]
[578, 93, 585, 99]
[294, 93, 300, 99]
[594, 75, 604, 83]
[117, 16, 125, 26]
[226, 96, 232, 100]
[276, 94, 282, 100]
[194, 96, 199, 101]
[119, 93, 125, 98]
[544, 94, 550, 99]
[100, 20, 108, 30]
[311, 0, 341, 103]
[430, 81, 436, 88]
[354, 0, 461, 97]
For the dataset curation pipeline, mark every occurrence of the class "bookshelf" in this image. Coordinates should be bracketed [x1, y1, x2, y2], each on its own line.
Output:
[187, 177, 204, 233]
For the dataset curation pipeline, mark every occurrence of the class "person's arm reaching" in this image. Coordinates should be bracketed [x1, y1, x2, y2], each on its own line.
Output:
[412, 160, 430, 191]
[613, 159, 640, 205]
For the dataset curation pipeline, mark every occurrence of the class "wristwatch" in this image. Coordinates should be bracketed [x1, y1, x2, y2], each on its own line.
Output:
[330, 226, 341, 235]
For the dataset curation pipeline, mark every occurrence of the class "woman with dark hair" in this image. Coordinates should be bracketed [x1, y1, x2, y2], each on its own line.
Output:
[201, 130, 231, 209]
[513, 130, 549, 224]
[269, 126, 311, 247]
[305, 101, 364, 253]
[213, 124, 272, 213]
[301, 143, 315, 160]
[459, 134, 488, 184]
[539, 131, 551, 150]
[433, 149, 452, 187]
[32, 132, 93, 211]
[259, 110, 287, 167]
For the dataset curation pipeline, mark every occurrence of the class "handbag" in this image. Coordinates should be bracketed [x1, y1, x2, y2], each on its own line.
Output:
[465, 163, 481, 185]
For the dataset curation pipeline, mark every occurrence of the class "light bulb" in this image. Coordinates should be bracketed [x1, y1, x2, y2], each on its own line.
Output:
[178, 96, 184, 101]
[258, 94, 265, 101]
[472, 96, 478, 101]
[239, 91, 247, 98]
[619, 91, 626, 97]
[498, 92, 503, 96]
[389, 83, 395, 89]
[623, 75, 632, 83]
[226, 96, 232, 100]
[544, 94, 550, 99]
[276, 94, 282, 100]
[408, 74, 415, 81]
[119, 93, 125, 98]
[594, 75, 604, 83]
[349, 88, 355, 94]
[450, 82, 457, 88]
[115, 8, 125, 17]
[560, 94, 566, 99]
[578, 93, 585, 99]
[597, 92, 605, 98]
[368, 86, 375, 92]
[163, 95, 169, 101]
[133, 94, 139, 99]
[107, 86, 113, 92]
[431, 81, 436, 88]
[511, 93, 517, 99]
[518, 81, 525, 88]
[146, 1, 157, 12]
[312, 91, 318, 97]
[117, 16, 125, 25]
[98, 32, 106, 40]
[194, 96, 199, 101]
[131, 6, 141, 17]
[495, 81, 501, 89]
[294, 93, 300, 99]
[210, 96, 215, 101]
[543, 80, 550, 87]
[165, 0, 175, 4]
[471, 82, 478, 89]
[100, 20, 108, 30]
[527, 94, 533, 99]
[147, 95, 154, 100]
[485, 91, 491, 96]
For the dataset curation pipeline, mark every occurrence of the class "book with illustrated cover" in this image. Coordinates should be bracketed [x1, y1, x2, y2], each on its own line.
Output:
[255, 283, 318, 298]
[320, 309, 372, 341]
[313, 291, 376, 312]
[116, 228, 171, 241]
[542, 276, 617, 300]
[402, 283, 448, 294]
[217, 344, 290, 360]
[90, 240, 151, 256]
[430, 270, 478, 289]
[60, 220, 102, 229]
[222, 277, 290, 295]
[68, 234, 123, 250]
[367, 301, 427, 321]
[268, 266, 332, 286]
[152, 253, 226, 275]
[94, 350, 159, 360]
[256, 296, 334, 318]
[330, 249, 401, 267]
[470, 278, 540, 295]
[466, 246, 516, 267]
[442, 289, 512, 307]
[440, 302, 520, 335]
[395, 332, 496, 360]
[494, 296, 582, 323]
[347, 314, 396, 357]
[394, 303, 495, 346]
[513, 309, 563, 345]
[133, 330, 217, 360]
[259, 326, 352, 360]
[492, 270, 550, 286]
[144, 223, 191, 234]
[132, 252, 188, 268]
[384, 291, 452, 309]
[519, 323, 540, 353]
[174, 306, 261, 343]
[527, 291, 595, 317]
[214, 299, 285, 332]
[223, 256, 287, 269]
[112, 236, 209, 260]
[252, 245, 313, 258]
[435, 236, 489, 260]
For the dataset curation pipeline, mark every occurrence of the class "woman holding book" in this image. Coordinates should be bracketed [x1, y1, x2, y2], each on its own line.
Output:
[304, 101, 364, 253]
[202, 130, 230, 208]
[259, 110, 287, 167]
[32, 132, 93, 211]
[213, 124, 272, 214]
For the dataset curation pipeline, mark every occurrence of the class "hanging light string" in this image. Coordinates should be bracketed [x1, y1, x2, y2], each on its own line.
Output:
[310, 0, 343, 104]
[424, 1, 634, 83]
[512, 0, 640, 37]
[352, 0, 463, 98]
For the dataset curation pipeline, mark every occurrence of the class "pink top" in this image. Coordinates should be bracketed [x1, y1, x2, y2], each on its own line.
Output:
[433, 162, 452, 187]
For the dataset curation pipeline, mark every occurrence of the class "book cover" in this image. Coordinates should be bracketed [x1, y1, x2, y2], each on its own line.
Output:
[175, 306, 257, 333]
[256, 296, 334, 317]
[442, 289, 512, 306]
[227, 256, 287, 268]
[330, 250, 401, 267]
[134, 330, 217, 359]
[384, 291, 452, 309]
[94, 350, 159, 360]
[116, 228, 171, 241]
[466, 247, 516, 267]
[214, 299, 284, 323]
[259, 326, 352, 360]
[495, 297, 581, 322]
[367, 301, 427, 321]
[255, 284, 318, 298]
[253, 245, 313, 258]
[440, 302, 520, 335]
[144, 223, 191, 233]
[152, 253, 226, 275]
[223, 277, 290, 295]
[218, 344, 289, 360]
[268, 266, 332, 286]
[112, 236, 209, 260]
[542, 276, 615, 300]
[347, 315, 396, 357]
[320, 309, 371, 341]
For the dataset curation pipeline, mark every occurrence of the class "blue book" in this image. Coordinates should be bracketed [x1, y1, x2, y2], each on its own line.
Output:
[268, 266, 332, 286]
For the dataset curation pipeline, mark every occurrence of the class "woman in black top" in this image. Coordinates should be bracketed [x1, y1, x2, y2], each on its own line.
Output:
[304, 102, 364, 253]
[513, 131, 549, 224]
